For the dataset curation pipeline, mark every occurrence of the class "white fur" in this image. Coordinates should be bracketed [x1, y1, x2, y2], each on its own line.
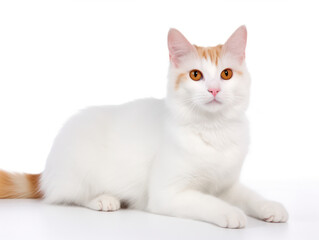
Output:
[40, 27, 288, 228]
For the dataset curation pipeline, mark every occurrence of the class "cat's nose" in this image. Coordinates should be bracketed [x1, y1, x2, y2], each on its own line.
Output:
[208, 88, 220, 97]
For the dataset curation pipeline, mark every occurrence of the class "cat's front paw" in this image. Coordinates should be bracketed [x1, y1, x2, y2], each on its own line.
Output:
[257, 201, 288, 223]
[214, 207, 247, 229]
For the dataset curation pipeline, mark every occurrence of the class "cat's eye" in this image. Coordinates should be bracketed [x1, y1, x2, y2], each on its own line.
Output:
[221, 68, 233, 80]
[189, 69, 203, 81]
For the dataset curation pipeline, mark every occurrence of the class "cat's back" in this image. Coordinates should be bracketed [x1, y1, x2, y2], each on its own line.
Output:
[49, 98, 167, 164]
[90, 98, 165, 145]
[58, 97, 166, 143]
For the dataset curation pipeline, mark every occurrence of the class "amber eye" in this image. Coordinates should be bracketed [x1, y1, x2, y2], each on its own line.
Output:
[189, 69, 203, 81]
[221, 68, 233, 80]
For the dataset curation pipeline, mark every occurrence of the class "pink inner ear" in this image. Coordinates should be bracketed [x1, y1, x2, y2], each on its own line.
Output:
[168, 28, 195, 67]
[222, 25, 247, 63]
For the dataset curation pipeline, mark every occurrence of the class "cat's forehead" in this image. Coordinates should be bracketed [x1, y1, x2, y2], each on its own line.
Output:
[193, 44, 223, 76]
[194, 45, 223, 66]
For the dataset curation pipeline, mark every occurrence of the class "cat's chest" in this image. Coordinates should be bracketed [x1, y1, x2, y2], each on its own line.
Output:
[172, 121, 249, 193]
[176, 121, 249, 157]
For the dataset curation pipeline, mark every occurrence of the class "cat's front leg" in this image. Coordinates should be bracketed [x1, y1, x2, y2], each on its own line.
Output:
[148, 189, 247, 228]
[219, 183, 288, 223]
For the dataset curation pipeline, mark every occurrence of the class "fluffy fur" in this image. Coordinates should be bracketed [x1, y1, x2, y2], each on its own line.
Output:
[0, 26, 288, 228]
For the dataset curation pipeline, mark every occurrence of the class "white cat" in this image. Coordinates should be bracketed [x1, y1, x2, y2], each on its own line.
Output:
[0, 26, 288, 228]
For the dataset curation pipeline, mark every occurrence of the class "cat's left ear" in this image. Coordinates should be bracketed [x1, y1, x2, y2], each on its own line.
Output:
[168, 28, 196, 67]
[222, 25, 247, 63]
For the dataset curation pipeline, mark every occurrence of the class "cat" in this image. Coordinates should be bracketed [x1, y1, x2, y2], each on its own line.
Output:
[0, 26, 288, 228]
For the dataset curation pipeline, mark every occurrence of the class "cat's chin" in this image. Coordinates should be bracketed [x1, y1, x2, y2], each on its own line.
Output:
[199, 100, 224, 113]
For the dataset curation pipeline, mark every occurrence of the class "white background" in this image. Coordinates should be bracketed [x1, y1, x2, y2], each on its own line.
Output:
[0, 0, 318, 239]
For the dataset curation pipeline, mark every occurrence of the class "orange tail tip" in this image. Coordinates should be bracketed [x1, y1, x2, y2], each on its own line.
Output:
[0, 170, 42, 199]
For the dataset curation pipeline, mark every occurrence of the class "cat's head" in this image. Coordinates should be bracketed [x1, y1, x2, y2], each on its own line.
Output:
[166, 26, 250, 121]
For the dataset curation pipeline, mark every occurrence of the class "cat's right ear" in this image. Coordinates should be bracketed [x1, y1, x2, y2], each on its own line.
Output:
[222, 25, 247, 64]
[168, 28, 196, 67]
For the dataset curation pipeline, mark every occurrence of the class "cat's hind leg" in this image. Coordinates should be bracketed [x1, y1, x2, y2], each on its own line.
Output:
[83, 194, 121, 212]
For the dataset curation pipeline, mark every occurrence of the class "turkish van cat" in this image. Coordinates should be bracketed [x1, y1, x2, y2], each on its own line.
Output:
[0, 26, 288, 228]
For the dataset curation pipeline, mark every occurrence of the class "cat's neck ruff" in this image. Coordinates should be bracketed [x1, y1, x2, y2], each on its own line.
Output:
[165, 98, 246, 130]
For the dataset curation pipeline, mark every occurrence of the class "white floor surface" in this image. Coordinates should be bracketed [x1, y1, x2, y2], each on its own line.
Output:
[0, 181, 318, 240]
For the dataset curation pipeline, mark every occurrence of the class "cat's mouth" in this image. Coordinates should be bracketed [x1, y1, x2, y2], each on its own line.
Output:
[207, 99, 222, 104]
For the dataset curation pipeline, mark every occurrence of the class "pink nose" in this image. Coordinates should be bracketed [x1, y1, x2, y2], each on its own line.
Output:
[208, 88, 220, 97]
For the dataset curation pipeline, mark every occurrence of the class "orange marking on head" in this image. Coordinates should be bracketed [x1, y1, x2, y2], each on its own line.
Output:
[236, 70, 243, 75]
[194, 44, 223, 65]
[175, 73, 187, 90]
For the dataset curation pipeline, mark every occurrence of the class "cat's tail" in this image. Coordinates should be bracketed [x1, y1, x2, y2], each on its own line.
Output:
[0, 170, 42, 199]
